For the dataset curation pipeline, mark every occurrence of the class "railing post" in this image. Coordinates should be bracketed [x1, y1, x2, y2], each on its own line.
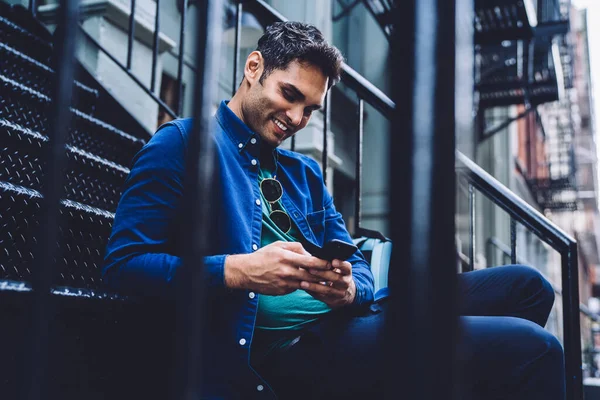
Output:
[127, 0, 136, 70]
[150, 0, 160, 93]
[232, 1, 242, 96]
[387, 0, 459, 398]
[510, 217, 517, 264]
[468, 183, 475, 272]
[562, 241, 583, 400]
[23, 0, 78, 398]
[172, 0, 222, 398]
[322, 91, 330, 184]
[29, 0, 37, 17]
[354, 97, 364, 235]
[177, 0, 188, 116]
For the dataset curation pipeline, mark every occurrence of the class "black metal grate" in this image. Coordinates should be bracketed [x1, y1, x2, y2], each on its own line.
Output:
[0, 75, 145, 167]
[475, 0, 536, 44]
[0, 121, 129, 211]
[0, 42, 99, 115]
[0, 181, 114, 290]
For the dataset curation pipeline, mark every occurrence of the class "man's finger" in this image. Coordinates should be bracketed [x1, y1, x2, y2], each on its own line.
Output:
[307, 269, 344, 283]
[286, 252, 330, 270]
[331, 259, 352, 275]
[278, 241, 311, 256]
[300, 281, 345, 296]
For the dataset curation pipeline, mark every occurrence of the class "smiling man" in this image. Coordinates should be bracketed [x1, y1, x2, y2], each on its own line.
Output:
[103, 21, 565, 400]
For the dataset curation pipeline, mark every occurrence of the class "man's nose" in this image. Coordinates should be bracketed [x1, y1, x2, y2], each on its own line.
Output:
[286, 106, 303, 127]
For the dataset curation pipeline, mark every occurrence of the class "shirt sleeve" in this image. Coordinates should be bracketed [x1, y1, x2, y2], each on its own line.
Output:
[102, 122, 226, 299]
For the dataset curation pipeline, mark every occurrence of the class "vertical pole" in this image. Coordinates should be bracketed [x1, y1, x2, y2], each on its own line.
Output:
[24, 0, 77, 398]
[232, 1, 242, 96]
[127, 0, 136, 70]
[177, 0, 188, 116]
[562, 242, 583, 400]
[150, 0, 160, 93]
[290, 135, 296, 151]
[387, 0, 459, 399]
[29, 0, 37, 17]
[322, 91, 330, 184]
[354, 97, 364, 235]
[468, 183, 475, 272]
[173, 0, 222, 398]
[510, 217, 517, 264]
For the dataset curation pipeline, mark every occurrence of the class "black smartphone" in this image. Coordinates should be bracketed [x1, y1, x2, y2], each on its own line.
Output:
[315, 239, 358, 261]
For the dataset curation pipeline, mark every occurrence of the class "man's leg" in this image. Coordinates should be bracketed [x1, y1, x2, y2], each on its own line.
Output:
[457, 264, 565, 399]
[458, 264, 555, 326]
[459, 315, 565, 400]
[254, 265, 562, 399]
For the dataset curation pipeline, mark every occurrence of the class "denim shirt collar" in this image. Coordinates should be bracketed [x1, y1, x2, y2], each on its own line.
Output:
[215, 100, 279, 164]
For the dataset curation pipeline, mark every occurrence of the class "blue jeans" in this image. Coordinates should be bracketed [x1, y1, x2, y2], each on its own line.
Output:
[251, 265, 565, 399]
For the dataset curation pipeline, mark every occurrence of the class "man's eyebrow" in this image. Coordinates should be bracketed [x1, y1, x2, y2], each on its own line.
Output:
[281, 83, 323, 110]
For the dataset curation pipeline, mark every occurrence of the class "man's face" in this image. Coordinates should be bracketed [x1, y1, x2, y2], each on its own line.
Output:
[241, 60, 328, 147]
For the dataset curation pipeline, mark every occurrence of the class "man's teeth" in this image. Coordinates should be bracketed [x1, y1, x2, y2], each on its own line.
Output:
[272, 118, 288, 131]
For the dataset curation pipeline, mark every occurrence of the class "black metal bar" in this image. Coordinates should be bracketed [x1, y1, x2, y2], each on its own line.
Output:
[322, 91, 330, 184]
[127, 0, 136, 70]
[290, 135, 295, 151]
[173, 0, 222, 397]
[387, 0, 458, 398]
[510, 217, 517, 264]
[232, 1, 242, 96]
[562, 241, 583, 400]
[177, 0, 188, 115]
[78, 27, 178, 119]
[150, 0, 160, 92]
[29, 0, 37, 17]
[24, 0, 77, 397]
[354, 97, 364, 235]
[468, 183, 475, 272]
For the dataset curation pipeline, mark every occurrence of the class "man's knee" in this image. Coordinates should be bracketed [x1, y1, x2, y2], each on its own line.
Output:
[506, 264, 555, 307]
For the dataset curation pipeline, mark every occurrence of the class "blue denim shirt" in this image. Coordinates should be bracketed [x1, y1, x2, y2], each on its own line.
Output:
[103, 101, 374, 398]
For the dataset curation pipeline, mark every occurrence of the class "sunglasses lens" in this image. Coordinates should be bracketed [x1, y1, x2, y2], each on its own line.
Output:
[261, 179, 283, 202]
[270, 210, 291, 233]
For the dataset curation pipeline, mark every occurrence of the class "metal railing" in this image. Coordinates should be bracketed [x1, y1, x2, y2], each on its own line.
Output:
[456, 151, 583, 400]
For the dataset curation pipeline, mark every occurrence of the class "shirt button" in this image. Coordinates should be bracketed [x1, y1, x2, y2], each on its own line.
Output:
[257, 385, 264, 392]
[249, 292, 255, 299]
[252, 244, 258, 251]
[255, 199, 261, 206]
[239, 338, 247, 346]
[251, 159, 257, 166]
[238, 143, 243, 149]
[250, 138, 257, 144]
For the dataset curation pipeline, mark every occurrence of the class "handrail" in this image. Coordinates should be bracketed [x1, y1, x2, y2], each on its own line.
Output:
[456, 151, 575, 249]
[456, 150, 582, 400]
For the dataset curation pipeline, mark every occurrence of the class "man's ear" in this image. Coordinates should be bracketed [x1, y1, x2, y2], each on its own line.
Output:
[244, 51, 263, 85]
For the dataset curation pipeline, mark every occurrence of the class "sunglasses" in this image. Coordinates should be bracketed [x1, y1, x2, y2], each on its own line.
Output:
[260, 177, 292, 233]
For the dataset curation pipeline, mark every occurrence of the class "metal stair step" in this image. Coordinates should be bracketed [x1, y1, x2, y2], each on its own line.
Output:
[0, 42, 99, 115]
[0, 180, 114, 291]
[0, 118, 130, 212]
[0, 74, 146, 167]
[0, 14, 52, 64]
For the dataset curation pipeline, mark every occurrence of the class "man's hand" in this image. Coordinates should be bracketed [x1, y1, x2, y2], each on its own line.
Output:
[300, 259, 356, 309]
[224, 241, 331, 295]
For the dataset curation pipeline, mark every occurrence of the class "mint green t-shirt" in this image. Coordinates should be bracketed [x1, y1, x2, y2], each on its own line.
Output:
[254, 167, 331, 332]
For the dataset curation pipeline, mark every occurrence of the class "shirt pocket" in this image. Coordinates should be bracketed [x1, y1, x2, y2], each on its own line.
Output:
[305, 209, 325, 243]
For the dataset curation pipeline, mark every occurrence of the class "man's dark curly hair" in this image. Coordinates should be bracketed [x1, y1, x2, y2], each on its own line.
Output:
[256, 21, 344, 89]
